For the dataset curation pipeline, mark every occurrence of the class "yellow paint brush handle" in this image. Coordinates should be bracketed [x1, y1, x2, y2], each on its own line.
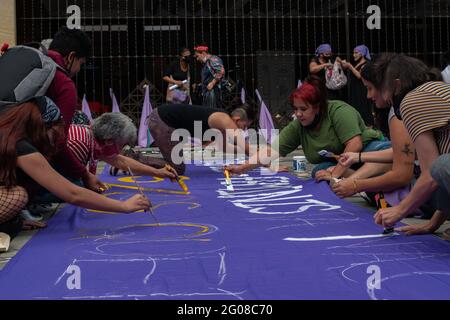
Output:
[224, 170, 231, 181]
[178, 179, 189, 193]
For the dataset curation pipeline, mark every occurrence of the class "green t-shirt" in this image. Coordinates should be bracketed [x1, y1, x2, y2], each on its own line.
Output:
[273, 100, 383, 164]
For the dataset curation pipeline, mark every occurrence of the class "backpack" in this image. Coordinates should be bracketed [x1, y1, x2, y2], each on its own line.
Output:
[0, 45, 57, 108]
[325, 61, 347, 91]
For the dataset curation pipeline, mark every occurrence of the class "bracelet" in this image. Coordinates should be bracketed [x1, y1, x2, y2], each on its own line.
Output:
[352, 179, 359, 194]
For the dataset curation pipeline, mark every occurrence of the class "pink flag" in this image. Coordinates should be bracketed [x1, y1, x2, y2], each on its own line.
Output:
[138, 86, 153, 148]
[110, 88, 121, 113]
[81, 94, 93, 122]
[255, 89, 275, 144]
[241, 87, 246, 104]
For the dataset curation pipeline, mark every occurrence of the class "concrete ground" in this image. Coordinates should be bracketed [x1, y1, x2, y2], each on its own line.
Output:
[1, 147, 449, 271]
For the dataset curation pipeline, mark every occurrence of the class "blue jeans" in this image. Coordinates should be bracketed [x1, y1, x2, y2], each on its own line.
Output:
[311, 140, 392, 178]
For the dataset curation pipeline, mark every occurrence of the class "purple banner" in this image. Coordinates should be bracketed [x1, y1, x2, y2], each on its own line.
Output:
[0, 165, 449, 300]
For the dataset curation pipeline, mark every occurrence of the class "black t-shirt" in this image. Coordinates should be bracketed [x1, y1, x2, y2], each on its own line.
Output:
[15, 140, 39, 192]
[157, 104, 226, 136]
[163, 61, 189, 82]
[17, 139, 38, 157]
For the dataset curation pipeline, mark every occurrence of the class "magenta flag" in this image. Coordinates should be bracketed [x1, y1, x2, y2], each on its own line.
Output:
[110, 88, 121, 113]
[81, 94, 93, 122]
[255, 89, 275, 144]
[138, 85, 153, 148]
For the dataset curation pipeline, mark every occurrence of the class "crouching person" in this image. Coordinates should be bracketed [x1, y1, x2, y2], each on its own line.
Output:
[0, 98, 150, 244]
[67, 112, 177, 189]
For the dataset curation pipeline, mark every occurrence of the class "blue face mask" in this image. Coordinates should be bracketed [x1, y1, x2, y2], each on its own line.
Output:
[35, 97, 61, 125]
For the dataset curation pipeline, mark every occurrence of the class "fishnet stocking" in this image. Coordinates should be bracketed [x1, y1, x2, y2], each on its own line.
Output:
[0, 186, 28, 224]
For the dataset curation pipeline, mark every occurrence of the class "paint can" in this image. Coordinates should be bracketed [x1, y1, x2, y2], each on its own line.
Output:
[293, 156, 308, 173]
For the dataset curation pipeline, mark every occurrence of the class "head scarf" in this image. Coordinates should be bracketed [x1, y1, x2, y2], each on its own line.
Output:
[354, 45, 372, 60]
[315, 44, 332, 57]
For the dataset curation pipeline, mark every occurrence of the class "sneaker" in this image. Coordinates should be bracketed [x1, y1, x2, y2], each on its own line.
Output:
[28, 203, 55, 215]
[20, 209, 43, 222]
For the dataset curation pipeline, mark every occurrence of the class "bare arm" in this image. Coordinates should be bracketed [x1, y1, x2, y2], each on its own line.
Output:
[330, 135, 363, 179]
[163, 75, 182, 86]
[17, 153, 149, 213]
[352, 118, 415, 192]
[309, 61, 331, 74]
[395, 131, 440, 215]
[374, 131, 441, 227]
[209, 113, 251, 156]
[106, 155, 176, 179]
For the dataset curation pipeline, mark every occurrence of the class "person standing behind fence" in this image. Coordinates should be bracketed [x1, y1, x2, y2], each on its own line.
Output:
[341, 45, 375, 127]
[309, 43, 344, 101]
[194, 44, 225, 109]
[163, 47, 192, 104]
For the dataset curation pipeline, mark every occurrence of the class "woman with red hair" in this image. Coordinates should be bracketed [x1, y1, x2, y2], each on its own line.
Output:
[0, 98, 150, 241]
[227, 76, 390, 180]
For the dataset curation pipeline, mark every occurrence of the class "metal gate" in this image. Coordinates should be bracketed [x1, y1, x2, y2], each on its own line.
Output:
[16, 0, 450, 124]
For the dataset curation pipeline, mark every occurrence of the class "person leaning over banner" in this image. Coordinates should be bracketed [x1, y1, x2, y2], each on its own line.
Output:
[331, 58, 421, 210]
[194, 45, 225, 109]
[45, 27, 104, 193]
[145, 103, 254, 175]
[225, 76, 391, 180]
[0, 98, 150, 240]
[67, 113, 176, 186]
[371, 54, 450, 237]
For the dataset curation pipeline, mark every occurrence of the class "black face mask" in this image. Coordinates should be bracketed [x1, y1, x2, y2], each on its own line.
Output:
[322, 56, 332, 63]
[182, 56, 192, 64]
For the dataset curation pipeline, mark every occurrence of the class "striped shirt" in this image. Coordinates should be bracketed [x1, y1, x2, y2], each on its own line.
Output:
[67, 125, 97, 174]
[400, 81, 450, 154]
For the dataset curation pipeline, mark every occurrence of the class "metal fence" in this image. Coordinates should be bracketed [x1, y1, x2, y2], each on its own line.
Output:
[16, 0, 450, 124]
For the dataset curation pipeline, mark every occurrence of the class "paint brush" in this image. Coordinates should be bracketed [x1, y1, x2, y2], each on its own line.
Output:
[224, 169, 234, 191]
[318, 150, 341, 161]
[165, 164, 189, 193]
[127, 166, 159, 225]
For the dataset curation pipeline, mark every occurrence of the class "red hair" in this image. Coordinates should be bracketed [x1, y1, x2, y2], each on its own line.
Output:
[290, 75, 328, 123]
[0, 103, 52, 187]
